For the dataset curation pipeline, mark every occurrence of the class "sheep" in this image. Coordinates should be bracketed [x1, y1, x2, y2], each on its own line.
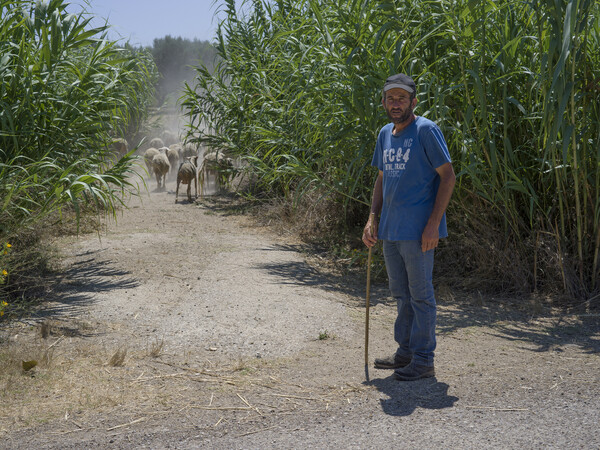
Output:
[152, 148, 171, 190]
[111, 137, 129, 157]
[99, 137, 130, 169]
[143, 147, 160, 176]
[161, 130, 178, 147]
[181, 142, 198, 159]
[199, 150, 234, 198]
[169, 143, 182, 156]
[175, 156, 199, 203]
[149, 137, 165, 149]
[163, 146, 179, 178]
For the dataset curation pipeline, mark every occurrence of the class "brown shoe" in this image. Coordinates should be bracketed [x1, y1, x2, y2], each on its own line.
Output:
[374, 354, 412, 369]
[393, 361, 435, 381]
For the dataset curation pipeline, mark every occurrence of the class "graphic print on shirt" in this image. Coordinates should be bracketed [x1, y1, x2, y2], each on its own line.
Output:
[383, 138, 413, 177]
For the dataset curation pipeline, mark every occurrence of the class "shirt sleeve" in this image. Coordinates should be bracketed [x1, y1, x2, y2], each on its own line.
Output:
[371, 130, 384, 171]
[421, 125, 452, 169]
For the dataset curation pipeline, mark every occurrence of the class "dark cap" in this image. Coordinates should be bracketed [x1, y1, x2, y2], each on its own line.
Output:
[383, 73, 416, 94]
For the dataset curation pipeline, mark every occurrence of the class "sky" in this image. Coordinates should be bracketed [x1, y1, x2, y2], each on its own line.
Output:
[68, 0, 235, 47]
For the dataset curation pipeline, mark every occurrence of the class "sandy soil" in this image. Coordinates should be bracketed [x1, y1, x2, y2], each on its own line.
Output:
[1, 170, 599, 449]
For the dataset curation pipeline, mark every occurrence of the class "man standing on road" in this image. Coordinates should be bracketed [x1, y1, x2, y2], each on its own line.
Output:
[362, 73, 456, 381]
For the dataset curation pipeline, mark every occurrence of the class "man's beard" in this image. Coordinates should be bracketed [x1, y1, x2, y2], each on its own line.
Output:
[386, 106, 413, 124]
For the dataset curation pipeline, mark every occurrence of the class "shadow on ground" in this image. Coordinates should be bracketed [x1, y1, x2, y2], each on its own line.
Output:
[254, 243, 390, 302]
[33, 249, 139, 320]
[365, 375, 458, 416]
[254, 244, 600, 356]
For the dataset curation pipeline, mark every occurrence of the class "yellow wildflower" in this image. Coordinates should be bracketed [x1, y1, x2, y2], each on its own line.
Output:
[6, 243, 11, 248]
[1, 301, 6, 306]
[2, 270, 7, 276]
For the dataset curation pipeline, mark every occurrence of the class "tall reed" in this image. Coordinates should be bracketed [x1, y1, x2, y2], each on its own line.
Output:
[183, 0, 600, 298]
[0, 0, 157, 240]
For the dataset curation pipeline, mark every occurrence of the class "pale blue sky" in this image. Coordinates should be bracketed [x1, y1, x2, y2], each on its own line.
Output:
[69, 0, 236, 47]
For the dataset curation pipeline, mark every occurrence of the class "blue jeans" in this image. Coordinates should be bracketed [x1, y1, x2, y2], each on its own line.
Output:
[383, 240, 436, 367]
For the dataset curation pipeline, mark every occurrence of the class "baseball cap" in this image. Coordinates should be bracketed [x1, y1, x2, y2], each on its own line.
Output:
[383, 73, 416, 94]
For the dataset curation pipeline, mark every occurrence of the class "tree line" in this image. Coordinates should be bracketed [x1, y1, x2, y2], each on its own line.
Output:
[148, 36, 218, 106]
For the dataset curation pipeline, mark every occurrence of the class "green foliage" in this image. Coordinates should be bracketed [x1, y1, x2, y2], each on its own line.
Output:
[150, 35, 217, 105]
[182, 0, 600, 298]
[0, 0, 157, 306]
[318, 330, 331, 340]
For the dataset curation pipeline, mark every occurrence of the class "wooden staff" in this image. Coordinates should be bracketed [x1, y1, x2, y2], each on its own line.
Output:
[365, 212, 375, 373]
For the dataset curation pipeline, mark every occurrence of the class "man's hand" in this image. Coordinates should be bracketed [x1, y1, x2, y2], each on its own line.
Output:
[362, 216, 378, 248]
[421, 222, 439, 252]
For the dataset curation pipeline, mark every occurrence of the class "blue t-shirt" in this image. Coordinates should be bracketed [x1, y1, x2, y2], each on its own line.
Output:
[371, 116, 452, 241]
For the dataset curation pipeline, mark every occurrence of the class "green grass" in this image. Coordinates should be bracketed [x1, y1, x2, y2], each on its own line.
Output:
[318, 330, 333, 340]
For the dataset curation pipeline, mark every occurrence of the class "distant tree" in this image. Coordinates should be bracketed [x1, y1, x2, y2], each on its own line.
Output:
[150, 36, 217, 106]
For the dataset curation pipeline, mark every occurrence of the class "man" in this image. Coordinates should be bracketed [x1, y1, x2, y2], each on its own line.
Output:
[362, 73, 455, 381]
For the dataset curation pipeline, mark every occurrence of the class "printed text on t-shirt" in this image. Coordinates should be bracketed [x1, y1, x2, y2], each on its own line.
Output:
[383, 144, 411, 176]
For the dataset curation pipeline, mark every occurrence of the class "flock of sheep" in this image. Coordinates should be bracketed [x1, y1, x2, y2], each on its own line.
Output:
[143, 131, 233, 203]
[112, 130, 234, 203]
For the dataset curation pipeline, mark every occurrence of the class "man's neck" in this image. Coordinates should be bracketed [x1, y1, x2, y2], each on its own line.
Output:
[392, 114, 416, 135]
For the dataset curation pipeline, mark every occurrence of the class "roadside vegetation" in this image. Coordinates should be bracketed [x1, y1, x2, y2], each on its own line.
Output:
[182, 0, 600, 302]
[0, 0, 157, 318]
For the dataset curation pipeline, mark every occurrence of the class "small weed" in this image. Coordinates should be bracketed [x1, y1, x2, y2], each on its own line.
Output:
[147, 338, 164, 358]
[318, 330, 333, 340]
[40, 320, 51, 339]
[237, 367, 254, 375]
[230, 358, 259, 375]
[108, 347, 127, 367]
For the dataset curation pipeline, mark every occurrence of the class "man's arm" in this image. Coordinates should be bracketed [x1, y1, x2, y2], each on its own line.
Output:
[421, 162, 456, 252]
[362, 170, 383, 248]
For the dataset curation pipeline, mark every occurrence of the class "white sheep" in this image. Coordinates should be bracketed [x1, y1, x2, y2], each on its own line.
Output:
[111, 137, 129, 157]
[163, 146, 179, 178]
[149, 137, 165, 149]
[175, 156, 199, 203]
[143, 147, 159, 176]
[161, 130, 178, 147]
[152, 148, 171, 190]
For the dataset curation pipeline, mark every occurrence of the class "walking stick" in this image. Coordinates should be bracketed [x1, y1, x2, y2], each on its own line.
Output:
[365, 213, 375, 380]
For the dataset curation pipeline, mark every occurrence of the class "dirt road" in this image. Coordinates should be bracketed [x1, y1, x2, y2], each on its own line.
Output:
[1, 172, 599, 449]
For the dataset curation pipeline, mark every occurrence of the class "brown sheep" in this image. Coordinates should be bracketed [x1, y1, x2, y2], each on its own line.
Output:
[169, 143, 182, 156]
[152, 148, 170, 190]
[175, 156, 199, 203]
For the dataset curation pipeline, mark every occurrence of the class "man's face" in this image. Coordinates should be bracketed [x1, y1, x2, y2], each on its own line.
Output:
[382, 88, 415, 124]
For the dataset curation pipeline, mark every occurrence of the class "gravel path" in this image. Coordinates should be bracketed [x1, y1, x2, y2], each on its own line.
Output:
[1, 173, 599, 449]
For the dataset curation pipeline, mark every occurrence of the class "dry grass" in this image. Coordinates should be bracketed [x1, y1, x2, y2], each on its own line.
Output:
[108, 348, 128, 367]
[146, 338, 164, 358]
[246, 187, 350, 244]
[436, 204, 569, 299]
[0, 319, 361, 436]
